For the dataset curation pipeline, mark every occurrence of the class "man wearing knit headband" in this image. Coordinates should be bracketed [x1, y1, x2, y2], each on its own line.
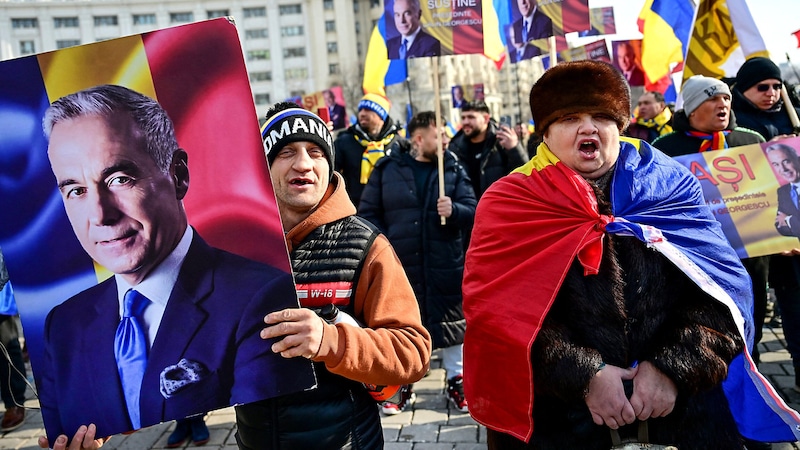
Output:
[334, 93, 404, 206]
[654, 75, 764, 155]
[261, 106, 335, 173]
[464, 61, 799, 448]
[236, 102, 431, 449]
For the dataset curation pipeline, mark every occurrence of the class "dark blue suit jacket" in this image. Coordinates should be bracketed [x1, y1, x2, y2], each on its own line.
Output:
[776, 184, 800, 238]
[387, 29, 441, 59]
[507, 10, 552, 63]
[329, 103, 347, 130]
[38, 233, 315, 441]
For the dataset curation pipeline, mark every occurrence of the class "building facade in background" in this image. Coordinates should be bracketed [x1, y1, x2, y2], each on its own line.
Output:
[0, 0, 540, 126]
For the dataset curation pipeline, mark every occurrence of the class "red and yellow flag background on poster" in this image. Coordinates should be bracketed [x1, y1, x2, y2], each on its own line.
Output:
[672, 136, 800, 258]
[383, 0, 484, 58]
[0, 17, 291, 393]
[539, 0, 590, 35]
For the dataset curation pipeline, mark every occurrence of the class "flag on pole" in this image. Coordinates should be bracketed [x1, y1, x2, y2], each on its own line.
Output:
[362, 15, 408, 97]
[793, 29, 800, 48]
[637, 0, 694, 84]
[483, 0, 506, 68]
[683, 0, 768, 81]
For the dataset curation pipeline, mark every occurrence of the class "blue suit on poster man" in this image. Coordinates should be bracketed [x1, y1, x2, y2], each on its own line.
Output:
[37, 85, 313, 447]
[386, 0, 441, 59]
[507, 0, 553, 63]
[768, 143, 800, 238]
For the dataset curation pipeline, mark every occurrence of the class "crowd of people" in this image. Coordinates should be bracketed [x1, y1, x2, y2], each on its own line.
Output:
[4, 50, 800, 450]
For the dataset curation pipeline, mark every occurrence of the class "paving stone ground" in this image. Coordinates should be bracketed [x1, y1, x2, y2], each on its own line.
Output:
[3, 326, 800, 449]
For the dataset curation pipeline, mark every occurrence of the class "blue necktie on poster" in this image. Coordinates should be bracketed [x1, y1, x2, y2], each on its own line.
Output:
[400, 38, 408, 59]
[115, 289, 150, 429]
[519, 20, 528, 60]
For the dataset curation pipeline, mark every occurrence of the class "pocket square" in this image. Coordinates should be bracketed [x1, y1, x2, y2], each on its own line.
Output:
[160, 358, 209, 399]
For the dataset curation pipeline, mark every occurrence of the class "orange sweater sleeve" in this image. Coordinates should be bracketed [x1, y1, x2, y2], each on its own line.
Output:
[313, 234, 432, 385]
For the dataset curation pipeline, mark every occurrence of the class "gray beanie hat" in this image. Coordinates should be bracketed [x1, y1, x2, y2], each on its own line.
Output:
[681, 75, 731, 116]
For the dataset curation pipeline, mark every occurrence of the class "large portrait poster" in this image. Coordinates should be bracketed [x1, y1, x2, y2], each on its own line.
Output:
[384, 0, 484, 59]
[560, 39, 611, 63]
[579, 7, 616, 37]
[297, 86, 348, 130]
[612, 39, 645, 87]
[451, 83, 485, 108]
[673, 137, 800, 258]
[0, 18, 316, 441]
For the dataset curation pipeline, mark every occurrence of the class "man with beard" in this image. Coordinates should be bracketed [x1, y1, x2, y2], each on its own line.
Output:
[447, 101, 527, 199]
[334, 94, 404, 206]
[625, 91, 673, 143]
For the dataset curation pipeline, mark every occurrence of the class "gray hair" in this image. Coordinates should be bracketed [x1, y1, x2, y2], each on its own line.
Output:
[766, 143, 800, 163]
[42, 84, 178, 172]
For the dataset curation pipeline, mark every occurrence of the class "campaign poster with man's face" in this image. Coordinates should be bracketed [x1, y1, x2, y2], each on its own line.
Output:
[383, 0, 484, 60]
[0, 18, 316, 442]
[612, 39, 645, 87]
[298, 86, 348, 130]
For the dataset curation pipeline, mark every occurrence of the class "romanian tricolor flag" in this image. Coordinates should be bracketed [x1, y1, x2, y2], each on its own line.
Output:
[482, 0, 506, 67]
[0, 18, 290, 376]
[463, 139, 800, 442]
[363, 15, 408, 97]
[683, 0, 768, 80]
[637, 0, 695, 84]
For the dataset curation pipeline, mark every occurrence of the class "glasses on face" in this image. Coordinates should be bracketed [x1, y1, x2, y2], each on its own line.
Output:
[756, 83, 782, 92]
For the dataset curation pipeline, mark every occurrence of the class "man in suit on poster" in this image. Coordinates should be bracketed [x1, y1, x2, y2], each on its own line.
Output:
[36, 84, 313, 449]
[769, 143, 800, 238]
[386, 0, 441, 59]
[615, 41, 645, 87]
[507, 0, 553, 63]
[324, 89, 347, 130]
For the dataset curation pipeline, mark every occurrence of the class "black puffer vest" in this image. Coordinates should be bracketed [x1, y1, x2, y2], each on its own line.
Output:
[235, 216, 384, 450]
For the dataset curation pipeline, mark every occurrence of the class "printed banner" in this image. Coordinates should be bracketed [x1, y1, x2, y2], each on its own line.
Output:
[578, 7, 616, 37]
[673, 137, 800, 258]
[560, 39, 611, 63]
[297, 86, 348, 130]
[383, 0, 484, 59]
[0, 18, 316, 441]
[451, 83, 486, 107]
[539, 0, 590, 35]
[612, 39, 646, 87]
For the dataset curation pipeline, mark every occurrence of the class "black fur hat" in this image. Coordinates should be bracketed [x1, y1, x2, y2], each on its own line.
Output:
[529, 60, 631, 136]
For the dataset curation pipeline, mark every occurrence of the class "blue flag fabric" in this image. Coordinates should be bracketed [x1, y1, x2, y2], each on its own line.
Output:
[608, 138, 800, 442]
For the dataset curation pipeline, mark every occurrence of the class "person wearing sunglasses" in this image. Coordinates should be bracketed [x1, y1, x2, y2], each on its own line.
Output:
[731, 56, 800, 450]
[732, 56, 799, 142]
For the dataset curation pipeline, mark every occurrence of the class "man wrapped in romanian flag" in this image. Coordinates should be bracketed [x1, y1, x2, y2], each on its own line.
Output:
[463, 60, 800, 449]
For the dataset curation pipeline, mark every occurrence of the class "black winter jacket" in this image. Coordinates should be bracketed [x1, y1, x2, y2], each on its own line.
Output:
[358, 142, 476, 348]
[732, 89, 800, 141]
[235, 217, 382, 450]
[529, 177, 744, 450]
[447, 120, 528, 198]
[652, 109, 764, 157]
[334, 119, 404, 207]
